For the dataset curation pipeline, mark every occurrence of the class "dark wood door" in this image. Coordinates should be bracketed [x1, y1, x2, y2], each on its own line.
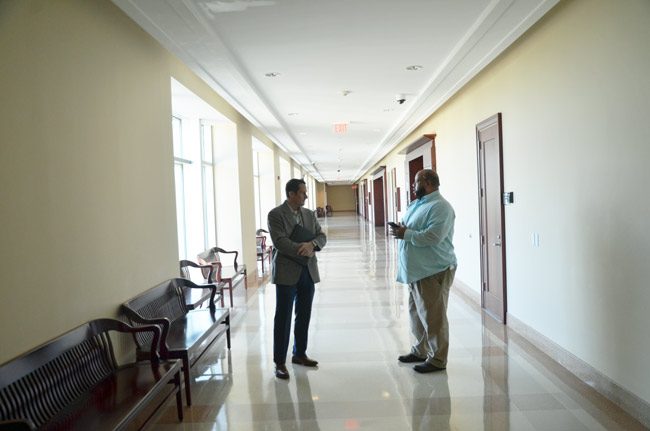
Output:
[373, 176, 385, 227]
[477, 113, 507, 323]
[408, 156, 424, 203]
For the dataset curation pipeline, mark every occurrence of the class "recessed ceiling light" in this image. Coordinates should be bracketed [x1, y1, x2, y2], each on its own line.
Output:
[265, 72, 281, 77]
[298, 132, 307, 135]
[406, 65, 423, 71]
[372, 128, 381, 132]
[341, 90, 352, 96]
[287, 112, 299, 116]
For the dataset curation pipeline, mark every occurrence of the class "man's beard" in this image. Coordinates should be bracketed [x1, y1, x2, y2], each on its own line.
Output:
[415, 186, 427, 199]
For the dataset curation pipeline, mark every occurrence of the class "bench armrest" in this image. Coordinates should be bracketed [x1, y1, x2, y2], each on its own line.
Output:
[90, 318, 163, 363]
[214, 247, 240, 271]
[120, 307, 171, 357]
[179, 259, 217, 281]
[176, 278, 220, 312]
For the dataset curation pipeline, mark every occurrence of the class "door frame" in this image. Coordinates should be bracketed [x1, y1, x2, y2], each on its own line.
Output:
[476, 113, 508, 323]
[372, 166, 387, 227]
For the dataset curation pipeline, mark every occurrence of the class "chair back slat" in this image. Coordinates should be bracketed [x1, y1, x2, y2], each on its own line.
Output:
[122, 279, 187, 348]
[0, 328, 116, 428]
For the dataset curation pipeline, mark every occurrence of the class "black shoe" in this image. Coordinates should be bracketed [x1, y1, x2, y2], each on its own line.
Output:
[413, 362, 446, 373]
[291, 355, 319, 367]
[275, 364, 290, 379]
[398, 353, 426, 363]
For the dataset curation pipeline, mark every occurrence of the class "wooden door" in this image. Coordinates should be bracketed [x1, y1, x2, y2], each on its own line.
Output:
[373, 176, 385, 227]
[408, 156, 424, 203]
[477, 113, 507, 323]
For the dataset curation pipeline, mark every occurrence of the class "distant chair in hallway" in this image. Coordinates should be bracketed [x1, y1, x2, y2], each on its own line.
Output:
[198, 246, 247, 308]
[316, 207, 325, 217]
[325, 205, 333, 216]
[256, 228, 272, 274]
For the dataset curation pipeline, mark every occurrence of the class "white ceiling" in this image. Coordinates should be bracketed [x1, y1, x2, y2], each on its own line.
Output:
[113, 0, 558, 184]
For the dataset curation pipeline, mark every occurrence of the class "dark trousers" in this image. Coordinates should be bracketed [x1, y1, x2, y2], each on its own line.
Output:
[273, 266, 315, 365]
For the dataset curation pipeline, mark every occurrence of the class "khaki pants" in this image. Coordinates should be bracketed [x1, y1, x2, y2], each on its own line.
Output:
[408, 266, 456, 367]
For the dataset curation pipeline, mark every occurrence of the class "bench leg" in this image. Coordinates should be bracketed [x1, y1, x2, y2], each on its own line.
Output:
[174, 371, 184, 421]
[226, 315, 231, 349]
[182, 355, 192, 406]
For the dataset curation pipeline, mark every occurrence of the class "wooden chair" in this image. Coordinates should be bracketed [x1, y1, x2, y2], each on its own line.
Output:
[197, 247, 247, 307]
[256, 229, 272, 274]
[179, 259, 225, 308]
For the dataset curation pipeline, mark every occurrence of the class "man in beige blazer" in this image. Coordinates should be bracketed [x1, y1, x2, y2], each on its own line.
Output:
[268, 178, 327, 379]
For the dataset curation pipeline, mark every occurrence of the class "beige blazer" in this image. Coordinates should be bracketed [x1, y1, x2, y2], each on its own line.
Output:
[267, 201, 327, 285]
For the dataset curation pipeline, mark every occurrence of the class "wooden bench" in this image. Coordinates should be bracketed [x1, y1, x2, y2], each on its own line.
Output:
[0, 318, 183, 430]
[121, 278, 230, 406]
[179, 259, 225, 308]
[198, 247, 248, 307]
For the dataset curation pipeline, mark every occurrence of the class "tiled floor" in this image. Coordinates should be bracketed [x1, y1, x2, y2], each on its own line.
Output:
[155, 213, 646, 430]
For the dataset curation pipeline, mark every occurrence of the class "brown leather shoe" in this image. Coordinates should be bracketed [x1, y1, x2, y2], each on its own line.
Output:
[275, 363, 290, 379]
[291, 355, 319, 367]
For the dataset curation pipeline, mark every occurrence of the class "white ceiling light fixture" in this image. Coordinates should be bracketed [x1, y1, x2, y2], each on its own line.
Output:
[341, 90, 352, 96]
[406, 65, 423, 71]
[265, 72, 281, 77]
[287, 112, 299, 116]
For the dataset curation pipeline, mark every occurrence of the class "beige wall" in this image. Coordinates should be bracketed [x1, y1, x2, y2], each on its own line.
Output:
[0, 0, 290, 362]
[326, 185, 356, 212]
[315, 182, 327, 208]
[360, 0, 650, 403]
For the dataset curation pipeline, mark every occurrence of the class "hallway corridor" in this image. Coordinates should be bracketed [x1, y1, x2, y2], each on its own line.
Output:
[157, 213, 645, 431]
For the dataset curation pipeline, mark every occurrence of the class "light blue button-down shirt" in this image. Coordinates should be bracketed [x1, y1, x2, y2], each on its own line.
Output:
[397, 190, 457, 284]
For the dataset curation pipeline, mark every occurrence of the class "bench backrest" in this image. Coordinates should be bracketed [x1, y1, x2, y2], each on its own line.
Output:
[124, 279, 188, 321]
[0, 320, 120, 429]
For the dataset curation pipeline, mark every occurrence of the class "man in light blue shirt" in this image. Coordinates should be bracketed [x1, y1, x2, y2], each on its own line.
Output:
[390, 169, 457, 373]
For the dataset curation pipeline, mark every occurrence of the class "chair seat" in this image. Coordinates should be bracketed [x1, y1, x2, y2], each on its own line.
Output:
[220, 264, 246, 280]
[183, 286, 215, 309]
[167, 309, 229, 353]
[43, 361, 180, 431]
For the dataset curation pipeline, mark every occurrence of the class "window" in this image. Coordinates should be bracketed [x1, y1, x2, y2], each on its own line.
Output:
[172, 116, 217, 259]
[171, 78, 225, 260]
[252, 139, 275, 230]
[201, 122, 216, 250]
[252, 150, 262, 229]
[172, 116, 189, 258]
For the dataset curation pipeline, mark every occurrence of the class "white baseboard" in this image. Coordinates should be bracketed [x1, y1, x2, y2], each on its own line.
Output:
[451, 278, 649, 427]
[506, 312, 650, 428]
